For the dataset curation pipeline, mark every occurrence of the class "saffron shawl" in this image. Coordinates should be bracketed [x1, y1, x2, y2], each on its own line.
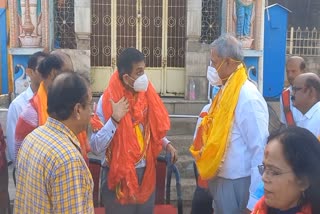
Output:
[190, 64, 247, 179]
[92, 71, 170, 204]
[251, 197, 312, 214]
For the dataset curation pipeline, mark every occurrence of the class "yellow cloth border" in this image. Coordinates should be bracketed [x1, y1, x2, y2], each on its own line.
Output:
[190, 64, 248, 179]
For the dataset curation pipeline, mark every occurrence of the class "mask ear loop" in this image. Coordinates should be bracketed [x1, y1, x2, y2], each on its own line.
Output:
[229, 58, 247, 74]
[124, 74, 135, 89]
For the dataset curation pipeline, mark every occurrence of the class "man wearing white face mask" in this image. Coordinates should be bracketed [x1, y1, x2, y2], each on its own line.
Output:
[90, 48, 177, 214]
[190, 34, 269, 214]
[207, 60, 223, 87]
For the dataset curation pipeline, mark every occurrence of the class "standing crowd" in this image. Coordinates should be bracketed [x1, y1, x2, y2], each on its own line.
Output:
[0, 34, 319, 214]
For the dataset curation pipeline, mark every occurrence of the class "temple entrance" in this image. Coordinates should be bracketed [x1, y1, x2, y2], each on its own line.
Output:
[91, 0, 186, 96]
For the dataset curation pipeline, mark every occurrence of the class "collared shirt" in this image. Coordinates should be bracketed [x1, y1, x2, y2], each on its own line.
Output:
[90, 95, 170, 167]
[196, 81, 269, 210]
[15, 117, 94, 214]
[221, 80, 269, 210]
[6, 86, 34, 163]
[279, 86, 303, 125]
[296, 101, 320, 139]
[14, 101, 39, 165]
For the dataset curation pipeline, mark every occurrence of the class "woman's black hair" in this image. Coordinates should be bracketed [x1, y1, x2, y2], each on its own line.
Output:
[47, 72, 89, 121]
[267, 126, 320, 213]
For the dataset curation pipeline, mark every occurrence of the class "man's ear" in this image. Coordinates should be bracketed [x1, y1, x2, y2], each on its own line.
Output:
[73, 103, 81, 120]
[306, 85, 315, 97]
[122, 74, 129, 85]
[225, 58, 231, 65]
[26, 68, 33, 77]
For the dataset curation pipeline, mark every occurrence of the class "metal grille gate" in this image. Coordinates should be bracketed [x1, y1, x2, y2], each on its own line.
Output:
[91, 0, 186, 96]
[54, 0, 77, 49]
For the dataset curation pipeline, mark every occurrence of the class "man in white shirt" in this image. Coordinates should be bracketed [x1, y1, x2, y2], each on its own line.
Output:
[190, 34, 269, 214]
[292, 73, 320, 139]
[6, 51, 47, 180]
[279, 56, 305, 126]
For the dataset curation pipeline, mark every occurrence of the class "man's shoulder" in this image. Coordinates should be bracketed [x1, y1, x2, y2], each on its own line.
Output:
[26, 125, 81, 161]
[308, 102, 320, 119]
[20, 101, 37, 117]
[238, 81, 267, 110]
[8, 90, 32, 112]
[240, 80, 263, 99]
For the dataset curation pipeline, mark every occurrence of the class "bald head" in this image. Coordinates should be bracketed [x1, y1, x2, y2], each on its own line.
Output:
[292, 73, 320, 113]
[286, 56, 306, 85]
[51, 50, 74, 73]
[298, 73, 320, 98]
[47, 72, 90, 121]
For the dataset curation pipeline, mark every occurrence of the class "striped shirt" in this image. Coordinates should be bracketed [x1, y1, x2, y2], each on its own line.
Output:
[15, 117, 94, 214]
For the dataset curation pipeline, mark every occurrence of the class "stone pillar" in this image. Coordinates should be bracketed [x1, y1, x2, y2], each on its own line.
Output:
[74, 0, 91, 50]
[186, 0, 201, 40]
[185, 0, 209, 100]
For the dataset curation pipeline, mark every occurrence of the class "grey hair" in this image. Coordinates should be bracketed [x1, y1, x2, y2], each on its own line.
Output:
[210, 34, 244, 61]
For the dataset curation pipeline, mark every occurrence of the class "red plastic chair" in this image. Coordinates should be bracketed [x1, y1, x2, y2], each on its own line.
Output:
[89, 155, 183, 214]
[88, 158, 105, 214]
[155, 154, 183, 214]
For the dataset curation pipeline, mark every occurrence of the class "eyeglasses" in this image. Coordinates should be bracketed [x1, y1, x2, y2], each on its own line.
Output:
[258, 164, 292, 177]
[292, 86, 304, 93]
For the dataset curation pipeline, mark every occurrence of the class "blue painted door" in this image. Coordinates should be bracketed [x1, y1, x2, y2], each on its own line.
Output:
[0, 8, 8, 94]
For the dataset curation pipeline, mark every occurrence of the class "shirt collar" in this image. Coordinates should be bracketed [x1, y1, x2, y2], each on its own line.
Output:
[46, 117, 81, 150]
[25, 86, 35, 99]
[304, 101, 320, 119]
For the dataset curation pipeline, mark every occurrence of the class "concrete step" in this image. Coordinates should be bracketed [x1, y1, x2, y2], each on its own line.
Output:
[163, 98, 208, 115]
[164, 135, 195, 178]
[168, 117, 198, 136]
[176, 154, 195, 178]
[166, 135, 193, 154]
[168, 177, 196, 202]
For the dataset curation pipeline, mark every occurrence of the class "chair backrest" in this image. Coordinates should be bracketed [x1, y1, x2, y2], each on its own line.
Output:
[193, 161, 198, 185]
[155, 156, 167, 204]
[155, 154, 183, 214]
[88, 158, 102, 207]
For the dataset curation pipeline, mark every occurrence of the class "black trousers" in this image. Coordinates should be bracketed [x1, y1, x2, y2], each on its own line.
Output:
[101, 167, 155, 214]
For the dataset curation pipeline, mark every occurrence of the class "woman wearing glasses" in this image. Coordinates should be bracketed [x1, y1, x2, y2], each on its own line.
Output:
[252, 127, 320, 214]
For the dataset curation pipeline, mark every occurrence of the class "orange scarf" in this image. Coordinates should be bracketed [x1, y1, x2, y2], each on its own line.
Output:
[91, 71, 170, 204]
[251, 197, 312, 214]
[31, 81, 91, 162]
[32, 82, 49, 124]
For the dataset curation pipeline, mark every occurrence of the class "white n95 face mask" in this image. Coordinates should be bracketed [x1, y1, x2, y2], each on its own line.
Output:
[207, 66, 222, 86]
[133, 74, 149, 92]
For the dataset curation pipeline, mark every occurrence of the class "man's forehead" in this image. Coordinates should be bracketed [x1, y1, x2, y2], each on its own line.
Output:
[287, 58, 302, 68]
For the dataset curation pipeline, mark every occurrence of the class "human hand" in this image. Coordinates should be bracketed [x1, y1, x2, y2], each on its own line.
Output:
[110, 97, 129, 123]
[166, 143, 178, 164]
